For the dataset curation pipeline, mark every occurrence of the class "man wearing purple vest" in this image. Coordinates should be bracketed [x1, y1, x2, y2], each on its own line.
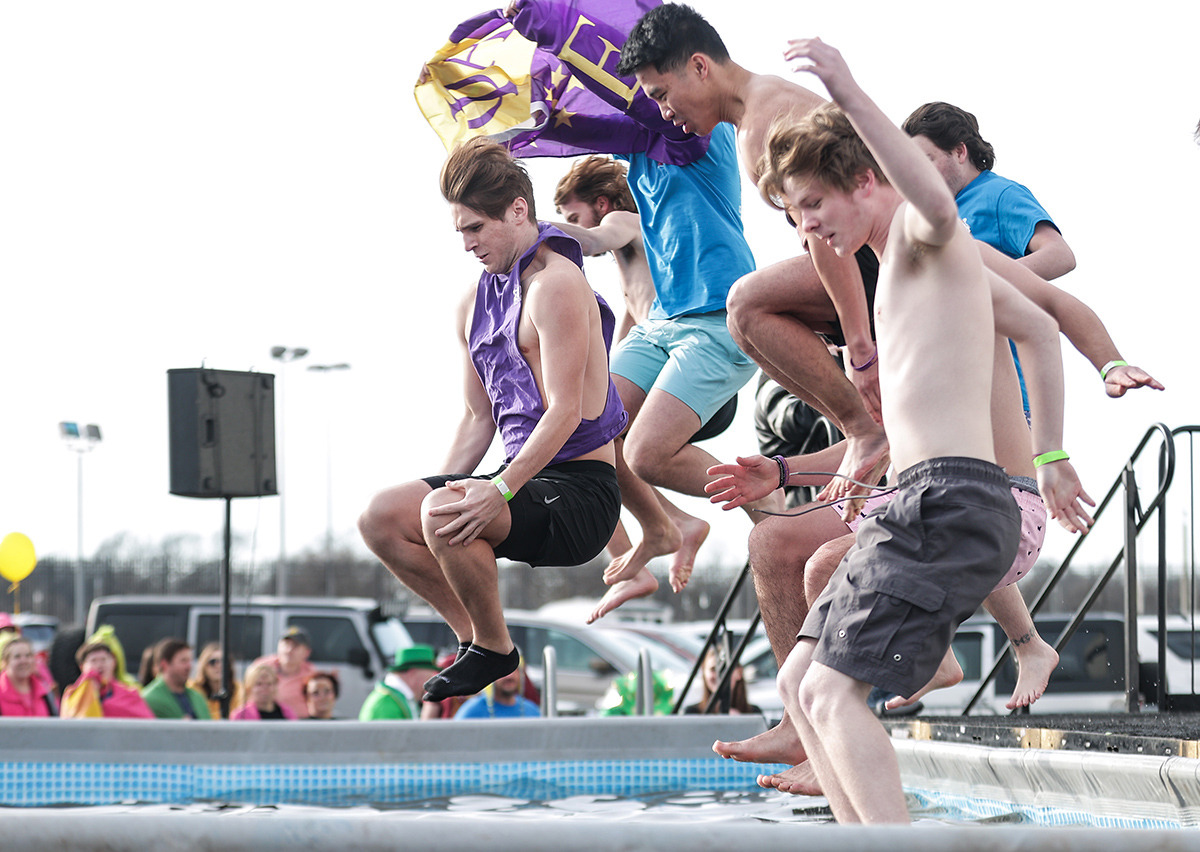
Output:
[359, 138, 627, 701]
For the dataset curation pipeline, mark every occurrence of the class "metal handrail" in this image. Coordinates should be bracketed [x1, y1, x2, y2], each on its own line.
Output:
[962, 422, 1178, 714]
[541, 645, 558, 717]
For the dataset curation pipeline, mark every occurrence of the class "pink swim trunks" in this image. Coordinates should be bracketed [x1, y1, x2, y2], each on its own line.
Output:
[842, 479, 1046, 591]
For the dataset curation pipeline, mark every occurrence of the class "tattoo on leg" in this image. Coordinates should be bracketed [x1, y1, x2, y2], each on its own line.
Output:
[1010, 631, 1033, 648]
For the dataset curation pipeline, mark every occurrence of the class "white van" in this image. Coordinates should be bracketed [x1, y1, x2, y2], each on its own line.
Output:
[85, 595, 413, 714]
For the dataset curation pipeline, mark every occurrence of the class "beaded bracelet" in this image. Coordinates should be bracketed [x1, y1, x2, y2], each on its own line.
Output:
[772, 455, 790, 489]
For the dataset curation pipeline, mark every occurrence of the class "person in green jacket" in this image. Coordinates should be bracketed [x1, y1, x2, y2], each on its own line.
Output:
[140, 638, 211, 720]
[358, 645, 439, 721]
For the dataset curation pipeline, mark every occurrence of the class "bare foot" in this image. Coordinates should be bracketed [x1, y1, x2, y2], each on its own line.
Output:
[757, 762, 823, 796]
[819, 427, 889, 523]
[885, 646, 964, 711]
[667, 516, 709, 593]
[588, 569, 658, 623]
[1007, 635, 1059, 709]
[603, 524, 681, 585]
[713, 718, 807, 765]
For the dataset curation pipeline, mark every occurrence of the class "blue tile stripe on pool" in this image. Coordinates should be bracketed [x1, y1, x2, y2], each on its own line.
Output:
[0, 758, 791, 807]
[906, 788, 1186, 830]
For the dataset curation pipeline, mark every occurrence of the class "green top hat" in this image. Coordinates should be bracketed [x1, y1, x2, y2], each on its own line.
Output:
[390, 644, 437, 672]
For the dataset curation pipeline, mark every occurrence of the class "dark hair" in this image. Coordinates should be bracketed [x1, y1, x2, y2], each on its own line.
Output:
[304, 670, 340, 698]
[616, 3, 729, 76]
[440, 137, 536, 221]
[74, 641, 115, 668]
[554, 156, 638, 213]
[757, 105, 885, 209]
[155, 637, 190, 667]
[902, 102, 995, 172]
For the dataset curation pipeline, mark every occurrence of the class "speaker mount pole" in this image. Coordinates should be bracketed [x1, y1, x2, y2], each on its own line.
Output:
[218, 495, 233, 719]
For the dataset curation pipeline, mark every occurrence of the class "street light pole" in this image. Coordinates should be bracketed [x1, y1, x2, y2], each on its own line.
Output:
[269, 346, 308, 598]
[59, 422, 102, 625]
[306, 363, 351, 559]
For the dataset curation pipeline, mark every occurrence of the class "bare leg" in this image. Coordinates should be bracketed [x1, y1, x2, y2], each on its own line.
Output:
[726, 258, 888, 504]
[797, 660, 910, 824]
[750, 510, 849, 665]
[419, 488, 514, 655]
[774, 640, 857, 814]
[588, 569, 659, 624]
[984, 583, 1059, 709]
[713, 508, 849, 764]
[884, 648, 964, 711]
[359, 481, 474, 642]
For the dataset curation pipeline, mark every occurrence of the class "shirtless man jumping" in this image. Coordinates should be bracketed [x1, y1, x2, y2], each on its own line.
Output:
[748, 38, 1094, 822]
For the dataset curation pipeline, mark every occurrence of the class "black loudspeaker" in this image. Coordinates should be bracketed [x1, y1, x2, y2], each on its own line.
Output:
[168, 368, 277, 498]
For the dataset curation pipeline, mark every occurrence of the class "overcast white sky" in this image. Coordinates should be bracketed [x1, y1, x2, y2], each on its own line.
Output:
[1, 2, 1196, 585]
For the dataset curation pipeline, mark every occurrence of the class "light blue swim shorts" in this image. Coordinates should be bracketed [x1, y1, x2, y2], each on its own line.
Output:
[609, 310, 757, 423]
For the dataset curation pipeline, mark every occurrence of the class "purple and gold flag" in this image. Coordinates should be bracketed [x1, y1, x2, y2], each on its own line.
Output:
[415, 1, 708, 164]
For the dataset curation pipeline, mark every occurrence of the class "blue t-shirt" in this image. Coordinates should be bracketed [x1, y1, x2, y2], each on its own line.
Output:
[956, 170, 1060, 418]
[454, 694, 542, 719]
[617, 123, 755, 319]
[955, 170, 1057, 259]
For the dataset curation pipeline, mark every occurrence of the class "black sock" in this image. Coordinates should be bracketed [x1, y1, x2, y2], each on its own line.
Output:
[455, 641, 471, 662]
[423, 644, 519, 701]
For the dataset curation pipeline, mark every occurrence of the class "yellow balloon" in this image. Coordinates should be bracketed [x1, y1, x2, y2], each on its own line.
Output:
[0, 533, 37, 583]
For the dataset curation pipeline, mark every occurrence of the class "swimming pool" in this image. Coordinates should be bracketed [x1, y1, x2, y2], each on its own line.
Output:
[3, 715, 1200, 847]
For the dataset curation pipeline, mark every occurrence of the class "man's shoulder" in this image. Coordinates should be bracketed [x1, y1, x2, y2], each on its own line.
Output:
[748, 73, 826, 116]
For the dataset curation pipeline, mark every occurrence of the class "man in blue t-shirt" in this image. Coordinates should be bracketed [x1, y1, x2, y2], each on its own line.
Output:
[904, 101, 1075, 281]
[454, 662, 541, 719]
[904, 101, 1077, 417]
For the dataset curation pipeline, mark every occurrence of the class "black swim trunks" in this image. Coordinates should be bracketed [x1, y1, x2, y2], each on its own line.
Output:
[823, 244, 879, 348]
[422, 460, 620, 567]
[799, 456, 1020, 698]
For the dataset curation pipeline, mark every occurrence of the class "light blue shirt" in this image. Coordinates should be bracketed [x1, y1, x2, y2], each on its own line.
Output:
[617, 123, 755, 319]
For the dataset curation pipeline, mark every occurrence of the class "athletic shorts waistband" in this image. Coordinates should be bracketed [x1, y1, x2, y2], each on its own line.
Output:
[895, 456, 1008, 490]
[1008, 474, 1038, 496]
[499, 459, 616, 477]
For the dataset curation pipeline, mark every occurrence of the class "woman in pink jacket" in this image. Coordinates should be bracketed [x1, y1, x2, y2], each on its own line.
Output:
[0, 637, 57, 716]
[61, 641, 154, 719]
[231, 660, 296, 720]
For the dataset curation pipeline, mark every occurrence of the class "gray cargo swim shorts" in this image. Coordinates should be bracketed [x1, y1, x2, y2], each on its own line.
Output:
[799, 456, 1021, 698]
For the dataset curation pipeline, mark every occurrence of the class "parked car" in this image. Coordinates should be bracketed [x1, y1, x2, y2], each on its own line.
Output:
[401, 609, 694, 714]
[11, 613, 59, 654]
[736, 614, 1155, 717]
[85, 595, 413, 713]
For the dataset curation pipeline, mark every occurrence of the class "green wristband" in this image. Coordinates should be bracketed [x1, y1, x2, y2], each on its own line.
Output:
[1033, 450, 1070, 468]
[491, 475, 514, 502]
[1100, 360, 1127, 380]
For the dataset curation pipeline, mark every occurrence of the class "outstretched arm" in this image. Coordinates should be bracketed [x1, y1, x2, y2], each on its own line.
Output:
[978, 242, 1164, 398]
[988, 268, 1094, 533]
[553, 211, 641, 257]
[783, 37, 959, 246]
[807, 234, 881, 423]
